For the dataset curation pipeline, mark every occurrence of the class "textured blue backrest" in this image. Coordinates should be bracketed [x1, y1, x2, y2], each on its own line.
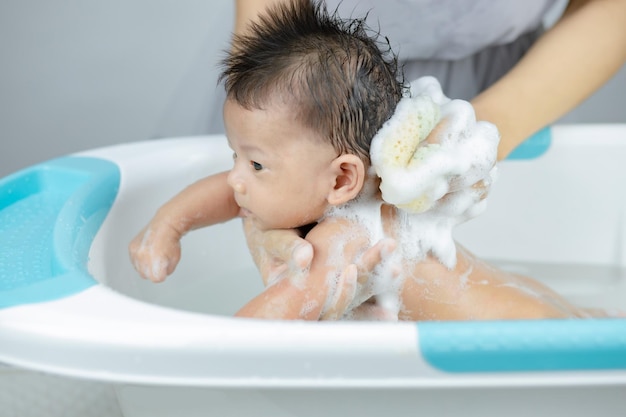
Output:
[0, 156, 120, 308]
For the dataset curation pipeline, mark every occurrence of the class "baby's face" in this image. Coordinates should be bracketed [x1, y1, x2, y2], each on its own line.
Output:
[223, 98, 338, 231]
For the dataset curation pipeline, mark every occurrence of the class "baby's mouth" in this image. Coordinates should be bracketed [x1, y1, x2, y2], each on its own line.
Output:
[234, 195, 251, 217]
[239, 207, 253, 218]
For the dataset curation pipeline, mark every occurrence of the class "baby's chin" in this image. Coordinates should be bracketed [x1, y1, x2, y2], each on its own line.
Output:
[240, 208, 275, 229]
[247, 215, 288, 232]
[242, 207, 318, 233]
[255, 218, 316, 235]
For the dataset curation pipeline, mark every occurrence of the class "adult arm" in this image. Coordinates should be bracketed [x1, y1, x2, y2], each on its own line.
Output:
[234, 0, 292, 35]
[472, 0, 626, 160]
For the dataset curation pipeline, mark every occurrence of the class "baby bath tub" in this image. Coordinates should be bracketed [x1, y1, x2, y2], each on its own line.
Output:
[0, 125, 625, 417]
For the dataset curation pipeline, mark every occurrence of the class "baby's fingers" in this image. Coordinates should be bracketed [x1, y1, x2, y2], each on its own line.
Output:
[132, 256, 171, 283]
[128, 228, 180, 283]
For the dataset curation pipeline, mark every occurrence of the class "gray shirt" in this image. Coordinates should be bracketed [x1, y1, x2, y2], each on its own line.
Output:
[325, 0, 559, 60]
[155, 0, 565, 136]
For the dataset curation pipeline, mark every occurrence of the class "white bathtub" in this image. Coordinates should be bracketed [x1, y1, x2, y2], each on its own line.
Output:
[0, 125, 625, 417]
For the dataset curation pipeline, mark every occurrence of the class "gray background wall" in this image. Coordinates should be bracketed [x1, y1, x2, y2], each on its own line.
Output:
[1, 0, 625, 178]
[0, 0, 232, 177]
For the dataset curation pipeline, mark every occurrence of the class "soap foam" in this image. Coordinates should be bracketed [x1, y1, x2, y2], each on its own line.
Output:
[371, 77, 499, 215]
[326, 76, 500, 319]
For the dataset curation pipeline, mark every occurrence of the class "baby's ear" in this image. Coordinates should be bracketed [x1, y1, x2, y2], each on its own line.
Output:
[327, 154, 365, 206]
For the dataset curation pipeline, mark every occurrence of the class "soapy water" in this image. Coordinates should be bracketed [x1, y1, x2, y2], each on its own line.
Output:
[325, 77, 500, 319]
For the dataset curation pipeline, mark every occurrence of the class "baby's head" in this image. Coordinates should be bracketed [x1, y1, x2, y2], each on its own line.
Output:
[220, 0, 404, 164]
[219, 0, 404, 230]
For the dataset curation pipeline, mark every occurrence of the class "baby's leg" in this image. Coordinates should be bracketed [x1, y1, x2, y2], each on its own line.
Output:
[580, 307, 626, 318]
[399, 244, 598, 321]
[497, 267, 589, 318]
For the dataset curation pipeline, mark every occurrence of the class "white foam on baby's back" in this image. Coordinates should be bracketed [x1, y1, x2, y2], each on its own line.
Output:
[326, 77, 500, 318]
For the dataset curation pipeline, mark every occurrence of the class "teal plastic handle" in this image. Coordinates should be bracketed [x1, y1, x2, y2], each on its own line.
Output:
[0, 156, 120, 308]
[419, 319, 626, 372]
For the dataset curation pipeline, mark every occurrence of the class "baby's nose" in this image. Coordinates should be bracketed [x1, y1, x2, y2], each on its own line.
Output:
[227, 170, 246, 194]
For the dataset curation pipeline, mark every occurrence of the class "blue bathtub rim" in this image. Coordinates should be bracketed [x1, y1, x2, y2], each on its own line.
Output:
[506, 126, 552, 160]
[0, 156, 120, 308]
[418, 318, 626, 372]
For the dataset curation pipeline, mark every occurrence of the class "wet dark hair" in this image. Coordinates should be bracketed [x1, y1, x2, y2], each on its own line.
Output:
[219, 0, 405, 162]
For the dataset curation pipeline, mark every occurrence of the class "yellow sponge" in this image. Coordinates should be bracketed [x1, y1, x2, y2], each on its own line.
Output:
[376, 95, 440, 169]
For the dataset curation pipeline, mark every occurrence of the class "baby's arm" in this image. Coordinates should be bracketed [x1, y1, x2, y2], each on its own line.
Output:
[129, 171, 240, 282]
[235, 218, 372, 320]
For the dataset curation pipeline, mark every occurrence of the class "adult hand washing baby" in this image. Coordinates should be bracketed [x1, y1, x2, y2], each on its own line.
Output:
[130, 0, 625, 320]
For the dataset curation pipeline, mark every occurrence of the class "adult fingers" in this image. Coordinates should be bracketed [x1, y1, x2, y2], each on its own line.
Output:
[356, 238, 397, 284]
[320, 264, 358, 320]
[242, 219, 312, 285]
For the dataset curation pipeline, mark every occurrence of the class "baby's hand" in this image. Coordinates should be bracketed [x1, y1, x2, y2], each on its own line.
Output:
[128, 220, 183, 283]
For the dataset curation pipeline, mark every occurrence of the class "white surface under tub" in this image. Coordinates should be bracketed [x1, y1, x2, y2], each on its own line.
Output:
[1, 124, 625, 417]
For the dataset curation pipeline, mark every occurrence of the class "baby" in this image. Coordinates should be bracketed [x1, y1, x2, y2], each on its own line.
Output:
[129, 0, 597, 321]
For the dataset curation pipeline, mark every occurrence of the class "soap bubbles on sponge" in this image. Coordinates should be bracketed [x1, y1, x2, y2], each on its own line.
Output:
[370, 76, 500, 216]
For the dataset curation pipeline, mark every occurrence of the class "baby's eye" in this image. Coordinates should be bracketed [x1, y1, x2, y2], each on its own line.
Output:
[232, 152, 237, 160]
[251, 161, 263, 171]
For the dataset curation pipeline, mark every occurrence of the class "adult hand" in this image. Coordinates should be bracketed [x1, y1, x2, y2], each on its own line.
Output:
[320, 238, 398, 320]
[241, 217, 398, 320]
[371, 77, 499, 223]
[242, 218, 313, 286]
